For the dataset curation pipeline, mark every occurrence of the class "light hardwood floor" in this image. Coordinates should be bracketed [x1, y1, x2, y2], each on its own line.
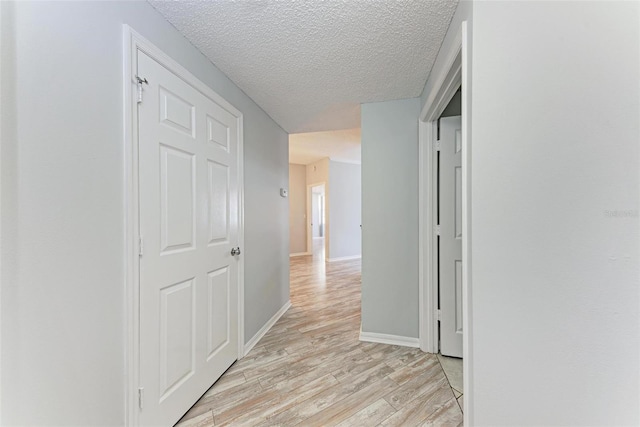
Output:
[176, 254, 463, 426]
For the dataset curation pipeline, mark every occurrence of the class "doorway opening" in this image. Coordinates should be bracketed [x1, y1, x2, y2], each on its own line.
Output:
[435, 88, 463, 402]
[418, 20, 471, 421]
[287, 129, 362, 306]
[310, 183, 326, 259]
[287, 128, 362, 263]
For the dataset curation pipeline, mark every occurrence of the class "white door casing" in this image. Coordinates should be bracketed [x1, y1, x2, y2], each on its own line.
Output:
[137, 49, 240, 426]
[438, 116, 463, 358]
[418, 20, 470, 422]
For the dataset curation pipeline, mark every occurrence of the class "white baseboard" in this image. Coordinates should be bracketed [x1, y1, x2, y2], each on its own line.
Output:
[243, 300, 291, 356]
[326, 254, 361, 263]
[290, 252, 311, 257]
[359, 330, 420, 348]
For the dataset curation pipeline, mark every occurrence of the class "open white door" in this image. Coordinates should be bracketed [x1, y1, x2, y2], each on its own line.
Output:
[439, 115, 463, 358]
[137, 50, 240, 426]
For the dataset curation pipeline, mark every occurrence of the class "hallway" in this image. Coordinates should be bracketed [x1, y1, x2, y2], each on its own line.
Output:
[176, 256, 462, 426]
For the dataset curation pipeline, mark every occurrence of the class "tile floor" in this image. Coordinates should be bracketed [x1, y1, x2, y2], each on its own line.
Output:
[175, 254, 463, 426]
[437, 354, 463, 409]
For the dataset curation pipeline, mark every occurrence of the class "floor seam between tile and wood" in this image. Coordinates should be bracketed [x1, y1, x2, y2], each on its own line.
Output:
[176, 252, 462, 426]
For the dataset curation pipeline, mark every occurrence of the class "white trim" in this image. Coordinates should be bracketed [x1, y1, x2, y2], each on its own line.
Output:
[418, 37, 462, 356]
[0, 2, 6, 417]
[420, 29, 463, 122]
[243, 301, 291, 356]
[418, 119, 423, 353]
[237, 114, 246, 361]
[289, 252, 312, 257]
[123, 25, 138, 427]
[418, 120, 438, 354]
[460, 22, 472, 422]
[418, 20, 472, 424]
[326, 255, 361, 263]
[359, 331, 420, 348]
[123, 25, 245, 426]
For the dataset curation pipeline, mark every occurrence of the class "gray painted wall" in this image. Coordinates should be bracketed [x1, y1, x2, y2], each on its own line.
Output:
[361, 98, 420, 338]
[440, 89, 461, 118]
[328, 161, 361, 259]
[0, 1, 288, 425]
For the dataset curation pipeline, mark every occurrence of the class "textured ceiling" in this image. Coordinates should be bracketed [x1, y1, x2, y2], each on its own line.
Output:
[149, 0, 458, 133]
[289, 128, 361, 165]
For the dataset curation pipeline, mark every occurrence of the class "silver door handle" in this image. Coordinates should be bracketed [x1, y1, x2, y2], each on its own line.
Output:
[231, 247, 241, 256]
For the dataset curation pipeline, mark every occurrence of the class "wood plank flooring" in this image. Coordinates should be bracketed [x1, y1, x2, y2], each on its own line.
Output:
[176, 253, 463, 426]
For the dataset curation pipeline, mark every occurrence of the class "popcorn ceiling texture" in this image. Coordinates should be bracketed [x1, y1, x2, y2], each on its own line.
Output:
[149, 0, 458, 133]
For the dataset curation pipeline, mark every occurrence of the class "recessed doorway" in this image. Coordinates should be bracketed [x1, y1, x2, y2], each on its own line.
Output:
[418, 20, 471, 420]
[310, 183, 326, 259]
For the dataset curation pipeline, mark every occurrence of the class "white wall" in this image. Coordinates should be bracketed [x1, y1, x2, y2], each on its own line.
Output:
[361, 98, 420, 338]
[0, 1, 289, 425]
[468, 2, 639, 424]
[419, 1, 640, 424]
[328, 161, 361, 260]
[289, 164, 307, 254]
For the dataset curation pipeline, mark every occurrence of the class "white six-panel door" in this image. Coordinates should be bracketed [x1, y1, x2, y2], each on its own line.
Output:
[439, 116, 463, 358]
[137, 50, 239, 426]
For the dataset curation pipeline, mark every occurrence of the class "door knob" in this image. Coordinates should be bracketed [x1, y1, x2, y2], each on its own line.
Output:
[231, 247, 241, 256]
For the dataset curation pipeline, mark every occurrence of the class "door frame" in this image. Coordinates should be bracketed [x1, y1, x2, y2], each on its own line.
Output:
[123, 26, 245, 426]
[417, 20, 471, 419]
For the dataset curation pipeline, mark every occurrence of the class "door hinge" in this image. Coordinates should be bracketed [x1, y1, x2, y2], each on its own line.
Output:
[138, 236, 144, 257]
[435, 224, 441, 236]
[434, 140, 441, 151]
[437, 309, 442, 321]
[135, 75, 148, 103]
[138, 387, 144, 409]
